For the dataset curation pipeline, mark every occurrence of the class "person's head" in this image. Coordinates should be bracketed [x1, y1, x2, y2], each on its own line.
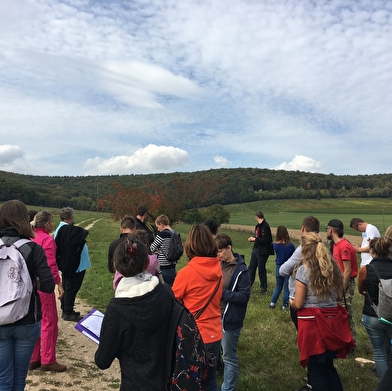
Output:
[28, 210, 38, 222]
[275, 225, 290, 244]
[136, 206, 148, 219]
[255, 211, 264, 220]
[60, 207, 74, 223]
[0, 200, 35, 238]
[204, 218, 219, 237]
[184, 224, 218, 260]
[155, 214, 170, 232]
[301, 216, 320, 234]
[350, 218, 366, 232]
[120, 216, 136, 233]
[369, 236, 392, 258]
[385, 225, 392, 239]
[31, 211, 54, 233]
[113, 235, 149, 277]
[326, 219, 344, 240]
[215, 234, 233, 262]
[300, 232, 343, 299]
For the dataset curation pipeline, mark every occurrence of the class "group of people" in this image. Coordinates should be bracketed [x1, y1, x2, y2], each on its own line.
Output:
[1, 199, 391, 391]
[0, 201, 93, 391]
[247, 210, 392, 391]
[99, 211, 251, 391]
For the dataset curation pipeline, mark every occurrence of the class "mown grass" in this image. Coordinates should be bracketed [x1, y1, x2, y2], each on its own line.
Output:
[23, 199, 388, 390]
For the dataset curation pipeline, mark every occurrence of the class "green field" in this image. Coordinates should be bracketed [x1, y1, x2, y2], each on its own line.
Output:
[225, 198, 392, 234]
[18, 199, 389, 391]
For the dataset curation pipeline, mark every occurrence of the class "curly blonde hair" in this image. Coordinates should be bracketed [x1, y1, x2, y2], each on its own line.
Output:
[300, 232, 343, 300]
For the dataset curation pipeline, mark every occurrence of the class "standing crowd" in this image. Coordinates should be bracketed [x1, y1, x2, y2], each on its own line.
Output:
[0, 200, 391, 391]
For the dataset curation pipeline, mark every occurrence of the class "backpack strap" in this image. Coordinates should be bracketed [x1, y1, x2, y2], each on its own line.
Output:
[366, 263, 381, 315]
[369, 262, 382, 281]
[193, 276, 222, 320]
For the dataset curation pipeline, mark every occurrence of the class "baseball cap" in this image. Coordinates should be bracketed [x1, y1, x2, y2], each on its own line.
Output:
[326, 219, 344, 229]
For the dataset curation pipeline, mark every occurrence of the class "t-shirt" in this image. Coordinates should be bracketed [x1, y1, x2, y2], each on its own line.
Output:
[295, 265, 338, 308]
[332, 238, 358, 278]
[360, 224, 380, 267]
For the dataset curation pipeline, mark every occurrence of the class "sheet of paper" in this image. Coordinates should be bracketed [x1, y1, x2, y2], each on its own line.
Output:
[80, 309, 104, 337]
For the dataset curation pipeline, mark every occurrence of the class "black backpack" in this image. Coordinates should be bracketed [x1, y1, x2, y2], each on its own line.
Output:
[55, 224, 88, 276]
[166, 230, 183, 263]
[164, 289, 215, 391]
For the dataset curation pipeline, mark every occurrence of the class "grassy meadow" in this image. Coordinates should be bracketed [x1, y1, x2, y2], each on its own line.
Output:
[25, 199, 392, 391]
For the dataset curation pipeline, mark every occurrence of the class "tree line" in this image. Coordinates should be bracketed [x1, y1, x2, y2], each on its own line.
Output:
[1, 168, 391, 215]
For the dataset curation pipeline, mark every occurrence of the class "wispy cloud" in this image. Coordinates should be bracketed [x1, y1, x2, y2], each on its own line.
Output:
[0, 0, 391, 176]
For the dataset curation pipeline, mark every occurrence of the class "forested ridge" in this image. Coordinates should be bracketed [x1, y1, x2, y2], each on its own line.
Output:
[1, 168, 391, 211]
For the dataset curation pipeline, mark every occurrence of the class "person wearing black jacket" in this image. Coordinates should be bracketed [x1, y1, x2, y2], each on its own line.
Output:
[247, 211, 274, 294]
[0, 200, 55, 390]
[107, 216, 136, 273]
[95, 237, 172, 391]
[216, 234, 251, 391]
[135, 206, 155, 245]
[358, 236, 392, 381]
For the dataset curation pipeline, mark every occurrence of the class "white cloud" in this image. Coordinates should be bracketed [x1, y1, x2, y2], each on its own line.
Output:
[85, 144, 189, 175]
[0, 145, 24, 164]
[275, 155, 322, 172]
[214, 156, 230, 167]
[0, 0, 391, 176]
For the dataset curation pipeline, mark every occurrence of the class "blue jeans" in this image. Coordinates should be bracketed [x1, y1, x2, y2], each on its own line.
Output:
[161, 267, 176, 287]
[0, 322, 41, 391]
[221, 328, 241, 391]
[363, 314, 392, 379]
[248, 249, 269, 291]
[205, 340, 221, 391]
[271, 265, 289, 307]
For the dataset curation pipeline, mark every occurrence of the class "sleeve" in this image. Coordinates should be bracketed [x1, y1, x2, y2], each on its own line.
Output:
[30, 243, 55, 293]
[222, 269, 251, 305]
[279, 246, 301, 277]
[357, 266, 367, 294]
[295, 265, 309, 286]
[150, 233, 163, 253]
[172, 267, 188, 302]
[107, 243, 115, 273]
[41, 235, 61, 284]
[95, 305, 122, 369]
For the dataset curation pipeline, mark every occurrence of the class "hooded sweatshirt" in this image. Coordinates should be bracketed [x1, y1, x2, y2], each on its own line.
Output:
[95, 273, 173, 391]
[172, 256, 223, 344]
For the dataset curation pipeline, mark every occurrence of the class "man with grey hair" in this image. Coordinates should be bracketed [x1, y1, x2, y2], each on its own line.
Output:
[54, 207, 90, 321]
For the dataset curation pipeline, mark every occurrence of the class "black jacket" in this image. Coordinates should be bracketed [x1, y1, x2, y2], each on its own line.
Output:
[107, 233, 128, 273]
[95, 282, 173, 391]
[0, 227, 55, 325]
[363, 257, 392, 317]
[253, 220, 274, 256]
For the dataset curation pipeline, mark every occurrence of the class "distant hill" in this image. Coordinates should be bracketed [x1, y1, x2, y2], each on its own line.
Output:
[1, 168, 391, 211]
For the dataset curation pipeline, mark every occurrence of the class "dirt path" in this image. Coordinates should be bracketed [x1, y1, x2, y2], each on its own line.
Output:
[26, 298, 120, 390]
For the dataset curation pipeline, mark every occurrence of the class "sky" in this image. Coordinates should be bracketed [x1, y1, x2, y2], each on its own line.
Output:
[0, 0, 391, 177]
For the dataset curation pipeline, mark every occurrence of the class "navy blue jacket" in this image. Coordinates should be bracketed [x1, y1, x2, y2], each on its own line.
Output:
[221, 253, 251, 331]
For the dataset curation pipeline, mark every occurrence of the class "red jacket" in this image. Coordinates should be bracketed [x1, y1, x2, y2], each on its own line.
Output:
[297, 306, 355, 367]
[172, 256, 222, 343]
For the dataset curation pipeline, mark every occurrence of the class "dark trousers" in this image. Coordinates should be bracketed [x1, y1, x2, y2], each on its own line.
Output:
[307, 353, 343, 391]
[248, 249, 269, 291]
[60, 270, 85, 315]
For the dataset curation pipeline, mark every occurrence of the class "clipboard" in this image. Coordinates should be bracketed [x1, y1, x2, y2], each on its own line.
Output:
[74, 308, 104, 344]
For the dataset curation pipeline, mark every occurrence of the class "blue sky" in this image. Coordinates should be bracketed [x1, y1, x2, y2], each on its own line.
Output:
[0, 0, 391, 176]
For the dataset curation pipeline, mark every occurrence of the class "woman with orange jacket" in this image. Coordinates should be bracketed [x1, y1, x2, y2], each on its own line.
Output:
[172, 224, 222, 391]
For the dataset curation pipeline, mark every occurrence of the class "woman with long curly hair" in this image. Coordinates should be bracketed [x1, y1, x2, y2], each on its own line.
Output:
[290, 232, 355, 391]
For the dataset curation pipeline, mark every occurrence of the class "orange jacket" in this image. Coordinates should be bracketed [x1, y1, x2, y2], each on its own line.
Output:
[172, 256, 223, 343]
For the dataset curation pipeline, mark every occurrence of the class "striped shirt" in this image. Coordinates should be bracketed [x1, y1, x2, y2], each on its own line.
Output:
[150, 229, 173, 268]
